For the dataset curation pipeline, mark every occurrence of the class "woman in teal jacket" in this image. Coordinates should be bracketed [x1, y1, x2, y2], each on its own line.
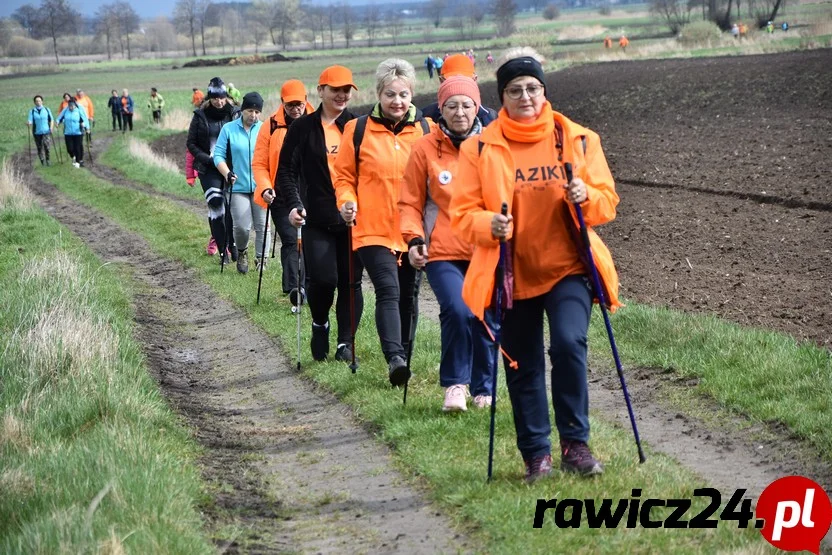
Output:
[57, 98, 89, 167]
[213, 92, 268, 274]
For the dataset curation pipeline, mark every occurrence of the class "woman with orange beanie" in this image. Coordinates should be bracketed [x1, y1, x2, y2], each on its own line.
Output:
[450, 47, 621, 482]
[400, 75, 494, 412]
[335, 58, 433, 387]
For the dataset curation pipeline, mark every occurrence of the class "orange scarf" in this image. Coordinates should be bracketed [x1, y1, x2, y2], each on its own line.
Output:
[498, 102, 555, 143]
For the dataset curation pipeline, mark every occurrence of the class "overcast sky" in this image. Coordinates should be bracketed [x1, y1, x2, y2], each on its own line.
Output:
[0, 0, 384, 20]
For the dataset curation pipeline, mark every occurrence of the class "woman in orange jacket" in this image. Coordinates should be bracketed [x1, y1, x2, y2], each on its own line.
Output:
[450, 48, 621, 483]
[253, 79, 314, 286]
[399, 75, 494, 413]
[335, 58, 433, 387]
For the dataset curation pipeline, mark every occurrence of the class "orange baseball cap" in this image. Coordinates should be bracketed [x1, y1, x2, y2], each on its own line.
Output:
[318, 65, 357, 89]
[281, 79, 307, 103]
[441, 54, 475, 78]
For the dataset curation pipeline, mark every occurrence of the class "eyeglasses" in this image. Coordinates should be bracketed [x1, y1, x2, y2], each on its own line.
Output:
[504, 84, 545, 100]
[443, 102, 476, 112]
[285, 102, 304, 109]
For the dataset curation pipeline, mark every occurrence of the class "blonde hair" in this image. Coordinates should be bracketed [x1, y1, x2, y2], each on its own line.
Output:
[496, 47, 546, 69]
[375, 58, 417, 97]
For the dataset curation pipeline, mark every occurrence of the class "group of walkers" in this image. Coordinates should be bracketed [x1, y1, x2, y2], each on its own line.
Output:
[24, 86, 173, 167]
[185, 47, 622, 483]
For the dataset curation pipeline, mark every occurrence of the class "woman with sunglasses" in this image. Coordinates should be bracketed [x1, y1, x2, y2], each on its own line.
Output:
[450, 47, 622, 483]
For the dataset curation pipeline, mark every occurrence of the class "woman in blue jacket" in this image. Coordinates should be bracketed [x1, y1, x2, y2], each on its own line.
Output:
[213, 92, 269, 274]
[27, 95, 54, 165]
[57, 98, 89, 167]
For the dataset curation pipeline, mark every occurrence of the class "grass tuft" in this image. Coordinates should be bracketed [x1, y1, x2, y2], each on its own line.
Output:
[127, 137, 180, 174]
[0, 159, 32, 209]
[157, 108, 191, 132]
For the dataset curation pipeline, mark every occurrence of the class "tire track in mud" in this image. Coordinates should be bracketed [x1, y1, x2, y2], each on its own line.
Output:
[79, 136, 832, 548]
[22, 159, 469, 554]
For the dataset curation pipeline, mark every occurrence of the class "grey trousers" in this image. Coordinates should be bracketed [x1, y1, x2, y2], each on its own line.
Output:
[230, 193, 270, 259]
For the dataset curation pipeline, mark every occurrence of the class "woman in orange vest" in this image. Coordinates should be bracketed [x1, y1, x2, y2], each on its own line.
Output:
[450, 47, 621, 483]
[254, 79, 314, 282]
[335, 58, 434, 387]
[399, 75, 494, 412]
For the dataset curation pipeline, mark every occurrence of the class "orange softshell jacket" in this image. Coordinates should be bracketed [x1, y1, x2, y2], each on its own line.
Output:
[192, 90, 205, 107]
[399, 124, 475, 262]
[450, 108, 621, 321]
[253, 102, 314, 210]
[334, 114, 434, 251]
[76, 95, 94, 119]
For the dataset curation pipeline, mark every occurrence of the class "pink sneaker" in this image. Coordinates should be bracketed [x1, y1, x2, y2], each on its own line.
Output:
[206, 237, 218, 256]
[473, 395, 492, 409]
[442, 385, 468, 412]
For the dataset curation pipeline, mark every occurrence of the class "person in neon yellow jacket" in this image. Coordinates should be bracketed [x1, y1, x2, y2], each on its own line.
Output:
[147, 87, 165, 124]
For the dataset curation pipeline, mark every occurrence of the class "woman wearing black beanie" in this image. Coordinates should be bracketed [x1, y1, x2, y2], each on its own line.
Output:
[187, 77, 240, 262]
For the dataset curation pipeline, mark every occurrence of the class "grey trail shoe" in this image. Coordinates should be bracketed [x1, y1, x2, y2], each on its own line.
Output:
[236, 249, 248, 274]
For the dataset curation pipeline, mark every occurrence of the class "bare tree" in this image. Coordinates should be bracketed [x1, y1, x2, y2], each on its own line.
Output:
[271, 0, 299, 50]
[197, 0, 212, 55]
[94, 4, 120, 60]
[426, 0, 447, 29]
[174, 0, 198, 56]
[340, 2, 355, 48]
[493, 0, 517, 37]
[651, 0, 693, 32]
[36, 0, 82, 64]
[145, 16, 177, 53]
[11, 5, 39, 36]
[364, 2, 381, 46]
[327, 3, 336, 48]
[248, 2, 270, 53]
[466, 2, 486, 38]
[0, 18, 26, 55]
[304, 6, 328, 49]
[219, 8, 241, 53]
[114, 1, 139, 60]
[385, 8, 404, 46]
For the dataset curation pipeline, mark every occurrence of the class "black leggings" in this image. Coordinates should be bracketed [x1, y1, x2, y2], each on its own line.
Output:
[64, 135, 84, 163]
[112, 112, 123, 130]
[122, 113, 133, 131]
[272, 203, 298, 294]
[304, 224, 364, 345]
[199, 169, 233, 254]
[358, 245, 416, 362]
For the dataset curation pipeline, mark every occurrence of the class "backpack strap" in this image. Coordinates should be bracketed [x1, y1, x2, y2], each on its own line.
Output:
[419, 118, 429, 136]
[270, 115, 279, 136]
[353, 114, 369, 178]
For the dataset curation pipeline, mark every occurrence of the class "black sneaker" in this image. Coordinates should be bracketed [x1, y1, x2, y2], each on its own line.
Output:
[560, 439, 604, 476]
[311, 322, 329, 361]
[289, 287, 305, 308]
[387, 355, 410, 387]
[230, 243, 239, 262]
[524, 454, 553, 483]
[334, 344, 358, 363]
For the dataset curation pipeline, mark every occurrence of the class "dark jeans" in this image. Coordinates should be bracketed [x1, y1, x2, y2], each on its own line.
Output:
[152, 110, 162, 123]
[500, 275, 593, 461]
[425, 260, 494, 397]
[111, 111, 123, 130]
[272, 203, 298, 294]
[34, 134, 51, 161]
[305, 224, 364, 345]
[122, 113, 133, 131]
[199, 169, 233, 254]
[64, 134, 84, 163]
[358, 245, 416, 362]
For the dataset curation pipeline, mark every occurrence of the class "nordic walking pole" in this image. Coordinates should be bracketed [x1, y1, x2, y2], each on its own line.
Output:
[256, 203, 271, 304]
[565, 162, 645, 464]
[51, 131, 62, 164]
[271, 226, 278, 258]
[403, 245, 424, 406]
[487, 202, 509, 482]
[347, 220, 359, 374]
[27, 128, 32, 166]
[220, 180, 233, 273]
[295, 224, 303, 371]
[85, 130, 94, 166]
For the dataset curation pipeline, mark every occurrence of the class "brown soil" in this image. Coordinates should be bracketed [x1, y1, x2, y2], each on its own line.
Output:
[20, 48, 832, 552]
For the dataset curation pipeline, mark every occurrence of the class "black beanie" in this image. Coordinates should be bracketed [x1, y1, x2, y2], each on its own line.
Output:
[241, 92, 264, 112]
[496, 56, 546, 104]
[206, 77, 227, 99]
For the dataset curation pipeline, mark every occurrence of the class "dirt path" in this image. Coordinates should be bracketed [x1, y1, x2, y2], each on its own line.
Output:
[23, 162, 469, 554]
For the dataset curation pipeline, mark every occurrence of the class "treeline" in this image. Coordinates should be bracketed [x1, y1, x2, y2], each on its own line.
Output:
[1, 0, 538, 64]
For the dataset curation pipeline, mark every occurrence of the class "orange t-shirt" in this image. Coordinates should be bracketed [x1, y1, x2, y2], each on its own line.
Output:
[509, 134, 585, 300]
[322, 119, 341, 181]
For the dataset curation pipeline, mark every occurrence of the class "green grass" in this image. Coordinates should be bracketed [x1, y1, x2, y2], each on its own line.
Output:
[25, 126, 797, 553]
[0, 200, 213, 553]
